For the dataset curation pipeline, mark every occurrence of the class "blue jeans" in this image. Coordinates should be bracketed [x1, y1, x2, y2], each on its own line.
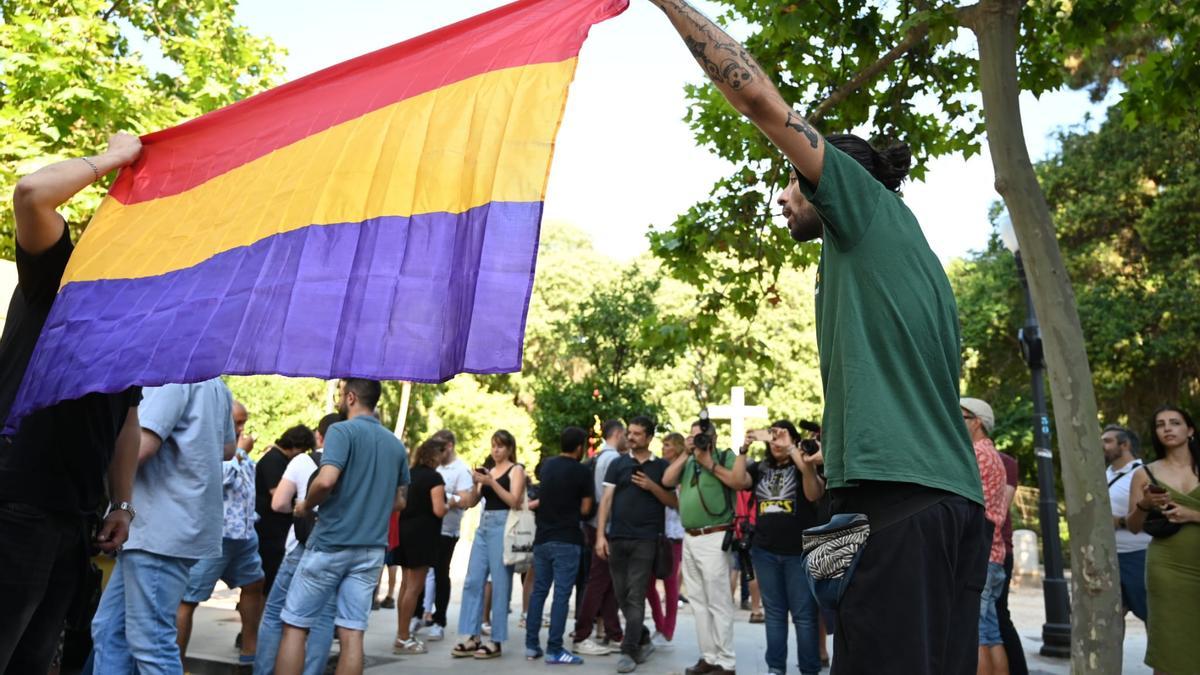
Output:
[525, 541, 581, 654]
[1118, 549, 1148, 621]
[90, 550, 195, 675]
[978, 561, 1006, 646]
[183, 535, 264, 602]
[282, 545, 384, 631]
[752, 547, 821, 675]
[458, 510, 514, 642]
[255, 545, 336, 675]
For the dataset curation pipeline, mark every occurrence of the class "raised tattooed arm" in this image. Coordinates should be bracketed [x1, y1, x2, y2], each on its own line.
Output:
[648, 0, 825, 184]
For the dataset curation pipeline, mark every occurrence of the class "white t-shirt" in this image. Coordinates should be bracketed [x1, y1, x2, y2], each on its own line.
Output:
[438, 458, 476, 537]
[1107, 460, 1151, 553]
[282, 452, 319, 553]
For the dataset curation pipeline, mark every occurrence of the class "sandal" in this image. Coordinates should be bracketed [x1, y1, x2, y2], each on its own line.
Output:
[749, 611, 765, 624]
[452, 636, 481, 658]
[474, 641, 502, 659]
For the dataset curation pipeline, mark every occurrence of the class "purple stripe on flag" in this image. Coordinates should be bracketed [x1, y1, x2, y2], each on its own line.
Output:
[8, 201, 542, 428]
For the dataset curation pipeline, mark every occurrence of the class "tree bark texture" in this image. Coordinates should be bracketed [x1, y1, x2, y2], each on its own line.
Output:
[968, 1, 1123, 672]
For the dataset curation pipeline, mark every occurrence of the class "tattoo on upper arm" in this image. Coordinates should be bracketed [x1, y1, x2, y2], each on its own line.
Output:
[785, 111, 820, 149]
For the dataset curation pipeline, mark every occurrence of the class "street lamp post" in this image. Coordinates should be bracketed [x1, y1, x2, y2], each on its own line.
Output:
[999, 214, 1072, 658]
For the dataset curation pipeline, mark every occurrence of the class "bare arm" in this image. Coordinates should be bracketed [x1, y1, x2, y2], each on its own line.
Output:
[95, 407, 140, 553]
[662, 450, 689, 488]
[793, 448, 827, 503]
[696, 450, 752, 491]
[594, 485, 615, 560]
[272, 478, 299, 514]
[431, 485, 448, 518]
[138, 429, 164, 466]
[393, 485, 408, 513]
[1126, 469, 1150, 533]
[13, 133, 141, 255]
[305, 465, 343, 508]
[580, 495, 595, 520]
[728, 453, 752, 490]
[647, 0, 825, 184]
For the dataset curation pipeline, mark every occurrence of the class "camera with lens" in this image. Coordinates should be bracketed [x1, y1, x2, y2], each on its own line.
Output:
[799, 419, 821, 456]
[693, 409, 716, 453]
[723, 518, 756, 583]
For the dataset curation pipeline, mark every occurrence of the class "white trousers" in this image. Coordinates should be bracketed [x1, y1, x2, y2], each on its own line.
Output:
[681, 530, 736, 669]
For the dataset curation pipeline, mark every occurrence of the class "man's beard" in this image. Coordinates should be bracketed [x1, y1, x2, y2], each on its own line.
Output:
[787, 203, 823, 242]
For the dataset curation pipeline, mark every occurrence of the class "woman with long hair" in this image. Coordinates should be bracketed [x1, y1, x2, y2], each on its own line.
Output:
[1127, 405, 1200, 674]
[744, 420, 826, 675]
[452, 430, 526, 659]
[392, 436, 449, 654]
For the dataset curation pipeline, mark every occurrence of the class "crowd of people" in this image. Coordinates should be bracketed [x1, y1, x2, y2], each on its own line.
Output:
[2, 0, 1197, 674]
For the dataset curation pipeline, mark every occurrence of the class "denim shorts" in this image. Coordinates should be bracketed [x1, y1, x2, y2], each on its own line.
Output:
[281, 545, 385, 631]
[978, 561, 1006, 646]
[182, 535, 265, 602]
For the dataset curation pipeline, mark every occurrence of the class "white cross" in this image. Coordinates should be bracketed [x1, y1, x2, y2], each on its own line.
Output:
[705, 386, 768, 451]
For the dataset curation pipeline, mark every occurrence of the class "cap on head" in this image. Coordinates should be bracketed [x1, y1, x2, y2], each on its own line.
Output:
[960, 398, 995, 434]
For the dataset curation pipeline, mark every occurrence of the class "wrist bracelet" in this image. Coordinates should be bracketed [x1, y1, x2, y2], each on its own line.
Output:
[80, 156, 100, 181]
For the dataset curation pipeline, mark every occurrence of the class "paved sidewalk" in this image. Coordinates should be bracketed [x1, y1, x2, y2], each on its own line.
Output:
[186, 580, 1148, 674]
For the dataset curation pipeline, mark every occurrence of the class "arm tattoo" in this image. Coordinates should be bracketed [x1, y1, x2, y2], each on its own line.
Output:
[786, 110, 820, 149]
[661, 0, 759, 90]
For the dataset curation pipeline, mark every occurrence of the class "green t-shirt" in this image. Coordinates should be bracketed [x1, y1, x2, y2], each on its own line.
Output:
[678, 452, 737, 529]
[797, 143, 983, 505]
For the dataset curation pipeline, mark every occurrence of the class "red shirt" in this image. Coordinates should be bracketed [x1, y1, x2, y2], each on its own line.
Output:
[973, 438, 1008, 564]
[999, 453, 1018, 555]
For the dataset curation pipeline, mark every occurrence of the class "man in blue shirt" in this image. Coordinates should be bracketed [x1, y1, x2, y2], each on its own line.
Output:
[275, 379, 409, 675]
[91, 378, 236, 675]
[176, 400, 266, 665]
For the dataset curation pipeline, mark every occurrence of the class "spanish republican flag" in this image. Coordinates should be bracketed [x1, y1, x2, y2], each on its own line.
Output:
[8, 0, 627, 426]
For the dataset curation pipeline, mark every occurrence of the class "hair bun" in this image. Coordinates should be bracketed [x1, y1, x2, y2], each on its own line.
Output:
[875, 142, 912, 191]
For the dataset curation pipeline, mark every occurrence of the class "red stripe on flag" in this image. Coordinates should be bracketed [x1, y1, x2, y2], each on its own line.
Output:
[110, 0, 627, 205]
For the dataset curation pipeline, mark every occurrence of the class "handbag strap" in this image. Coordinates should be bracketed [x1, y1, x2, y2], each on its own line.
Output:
[1108, 460, 1142, 488]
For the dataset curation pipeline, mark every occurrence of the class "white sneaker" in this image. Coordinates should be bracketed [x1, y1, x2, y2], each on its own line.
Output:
[651, 631, 672, 649]
[573, 638, 615, 656]
[410, 616, 423, 635]
[426, 625, 444, 641]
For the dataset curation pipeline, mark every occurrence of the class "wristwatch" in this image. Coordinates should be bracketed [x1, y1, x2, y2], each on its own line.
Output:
[110, 501, 136, 521]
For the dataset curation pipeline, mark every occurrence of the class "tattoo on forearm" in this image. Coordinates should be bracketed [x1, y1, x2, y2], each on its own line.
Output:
[658, 0, 760, 90]
[786, 111, 820, 149]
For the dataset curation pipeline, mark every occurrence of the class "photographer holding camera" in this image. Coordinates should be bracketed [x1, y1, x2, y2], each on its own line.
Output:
[662, 415, 752, 675]
[743, 421, 825, 675]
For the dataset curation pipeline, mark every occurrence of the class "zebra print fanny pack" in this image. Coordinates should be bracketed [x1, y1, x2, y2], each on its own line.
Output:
[802, 513, 871, 611]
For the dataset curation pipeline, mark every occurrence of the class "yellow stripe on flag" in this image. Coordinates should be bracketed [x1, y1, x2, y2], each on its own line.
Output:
[66, 58, 577, 284]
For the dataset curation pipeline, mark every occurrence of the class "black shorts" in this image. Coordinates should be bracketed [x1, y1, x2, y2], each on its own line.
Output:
[829, 482, 989, 675]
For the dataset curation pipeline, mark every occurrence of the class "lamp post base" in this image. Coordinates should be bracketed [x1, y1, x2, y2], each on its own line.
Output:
[1040, 621, 1072, 658]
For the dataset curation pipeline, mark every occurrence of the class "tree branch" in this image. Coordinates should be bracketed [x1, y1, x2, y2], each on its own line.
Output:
[809, 24, 930, 123]
[808, 3, 980, 123]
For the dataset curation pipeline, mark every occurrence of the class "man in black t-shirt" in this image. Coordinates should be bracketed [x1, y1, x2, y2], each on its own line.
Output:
[0, 133, 143, 673]
[596, 416, 677, 673]
[524, 426, 594, 664]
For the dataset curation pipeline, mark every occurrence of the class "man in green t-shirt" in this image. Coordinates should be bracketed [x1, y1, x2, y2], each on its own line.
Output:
[645, 1, 988, 673]
[662, 421, 748, 675]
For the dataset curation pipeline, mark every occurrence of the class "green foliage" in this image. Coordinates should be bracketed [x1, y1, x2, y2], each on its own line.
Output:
[951, 107, 1200, 480]
[1057, 0, 1200, 130]
[0, 0, 285, 258]
[425, 376, 536, 468]
[224, 375, 329, 459]
[648, 0, 1198, 345]
[529, 265, 680, 449]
